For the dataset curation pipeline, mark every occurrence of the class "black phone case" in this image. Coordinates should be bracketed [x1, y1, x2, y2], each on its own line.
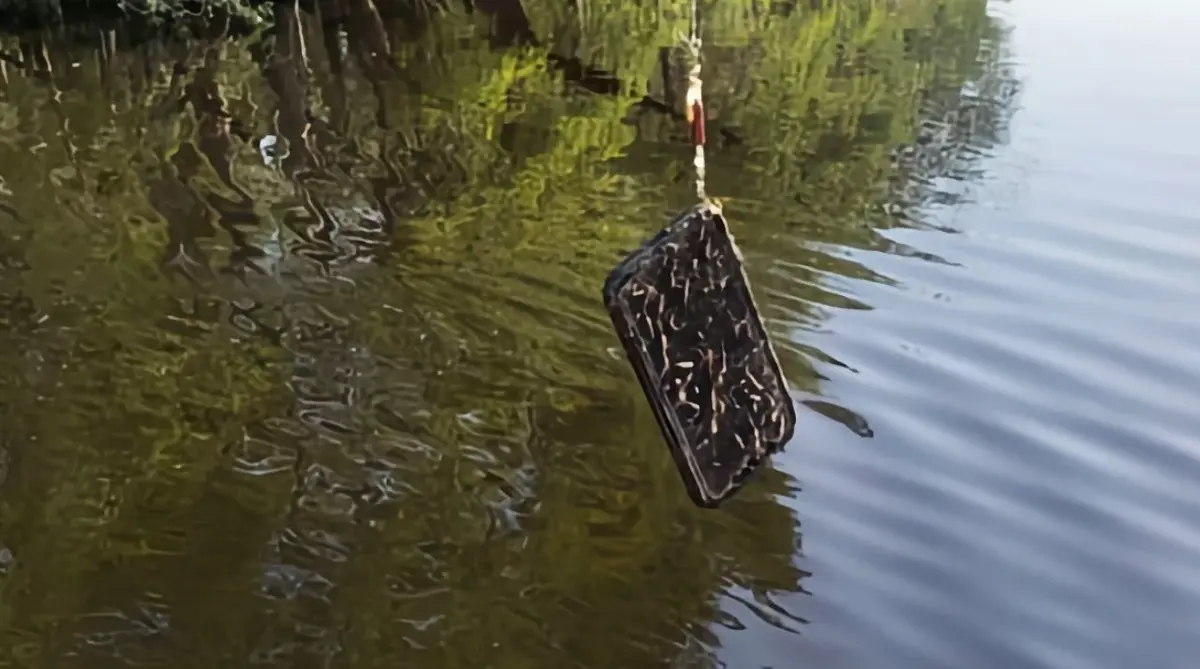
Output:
[602, 202, 796, 507]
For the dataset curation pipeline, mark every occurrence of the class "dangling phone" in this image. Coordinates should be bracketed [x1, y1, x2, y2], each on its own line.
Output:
[602, 201, 796, 508]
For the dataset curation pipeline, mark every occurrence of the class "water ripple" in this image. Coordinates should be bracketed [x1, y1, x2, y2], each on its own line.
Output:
[774, 4, 1200, 667]
[2, 1, 1199, 668]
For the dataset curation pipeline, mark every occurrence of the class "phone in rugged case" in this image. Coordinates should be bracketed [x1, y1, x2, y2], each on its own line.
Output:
[602, 201, 796, 507]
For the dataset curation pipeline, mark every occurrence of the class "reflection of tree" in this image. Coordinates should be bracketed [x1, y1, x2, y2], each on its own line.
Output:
[887, 3, 1020, 219]
[0, 0, 1017, 666]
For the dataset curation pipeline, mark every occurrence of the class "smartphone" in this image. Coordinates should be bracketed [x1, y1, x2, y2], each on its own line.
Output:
[602, 201, 796, 507]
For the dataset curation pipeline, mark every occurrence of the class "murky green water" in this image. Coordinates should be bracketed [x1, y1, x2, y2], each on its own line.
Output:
[1, 0, 1198, 667]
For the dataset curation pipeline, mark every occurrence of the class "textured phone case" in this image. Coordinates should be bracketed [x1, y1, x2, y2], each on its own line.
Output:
[602, 202, 796, 507]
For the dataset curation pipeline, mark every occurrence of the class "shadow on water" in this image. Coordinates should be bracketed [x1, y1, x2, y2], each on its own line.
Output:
[0, 0, 1016, 666]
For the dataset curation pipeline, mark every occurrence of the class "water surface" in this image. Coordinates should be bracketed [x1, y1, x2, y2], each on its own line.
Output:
[1, 0, 1198, 667]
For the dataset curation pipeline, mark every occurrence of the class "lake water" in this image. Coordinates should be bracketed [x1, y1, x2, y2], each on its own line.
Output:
[1, 0, 1198, 667]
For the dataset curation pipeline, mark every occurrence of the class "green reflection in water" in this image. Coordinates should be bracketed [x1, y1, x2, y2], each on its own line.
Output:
[0, 1, 1010, 666]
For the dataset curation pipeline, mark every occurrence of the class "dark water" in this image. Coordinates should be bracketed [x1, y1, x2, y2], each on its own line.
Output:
[1, 0, 1198, 667]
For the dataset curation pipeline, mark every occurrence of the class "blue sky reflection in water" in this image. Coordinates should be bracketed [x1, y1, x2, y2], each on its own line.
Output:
[758, 2, 1200, 668]
[0, 0, 1199, 668]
